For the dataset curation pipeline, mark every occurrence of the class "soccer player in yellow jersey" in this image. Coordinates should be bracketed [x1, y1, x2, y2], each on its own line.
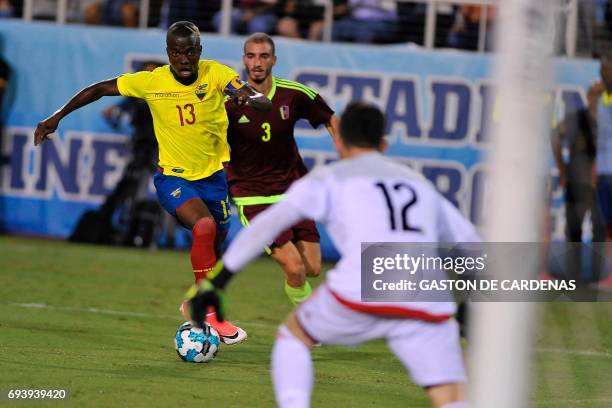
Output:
[34, 21, 271, 345]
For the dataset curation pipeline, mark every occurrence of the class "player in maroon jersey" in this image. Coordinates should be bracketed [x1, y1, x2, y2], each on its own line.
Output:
[225, 33, 339, 305]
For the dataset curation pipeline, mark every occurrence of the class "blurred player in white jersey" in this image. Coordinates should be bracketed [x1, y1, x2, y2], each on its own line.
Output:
[187, 102, 478, 408]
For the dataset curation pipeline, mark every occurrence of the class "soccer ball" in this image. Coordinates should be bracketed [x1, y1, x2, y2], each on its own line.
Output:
[174, 321, 220, 363]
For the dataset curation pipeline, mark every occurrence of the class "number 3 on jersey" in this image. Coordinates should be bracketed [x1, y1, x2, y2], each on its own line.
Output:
[375, 182, 422, 232]
[261, 122, 271, 142]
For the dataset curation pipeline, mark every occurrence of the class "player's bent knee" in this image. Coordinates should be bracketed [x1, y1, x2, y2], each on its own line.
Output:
[305, 262, 321, 278]
[193, 217, 217, 241]
[176, 198, 212, 230]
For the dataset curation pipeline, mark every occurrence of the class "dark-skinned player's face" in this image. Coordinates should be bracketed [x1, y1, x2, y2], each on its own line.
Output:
[167, 34, 202, 79]
[243, 41, 276, 84]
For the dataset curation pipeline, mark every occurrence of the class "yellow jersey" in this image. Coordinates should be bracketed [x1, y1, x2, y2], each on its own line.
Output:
[117, 60, 240, 180]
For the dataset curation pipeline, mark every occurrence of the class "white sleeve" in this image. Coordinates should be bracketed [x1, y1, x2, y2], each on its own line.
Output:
[281, 171, 330, 222]
[437, 198, 481, 242]
[223, 172, 329, 272]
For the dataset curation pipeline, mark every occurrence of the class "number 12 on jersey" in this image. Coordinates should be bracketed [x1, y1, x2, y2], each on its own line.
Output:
[375, 182, 422, 232]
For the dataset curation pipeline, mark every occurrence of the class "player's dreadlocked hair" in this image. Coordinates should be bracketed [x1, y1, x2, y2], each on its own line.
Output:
[340, 102, 386, 148]
[167, 21, 201, 46]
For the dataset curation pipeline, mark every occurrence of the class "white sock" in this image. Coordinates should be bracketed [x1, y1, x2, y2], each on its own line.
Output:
[271, 325, 313, 408]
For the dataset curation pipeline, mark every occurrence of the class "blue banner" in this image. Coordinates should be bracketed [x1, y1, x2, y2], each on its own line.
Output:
[0, 21, 600, 258]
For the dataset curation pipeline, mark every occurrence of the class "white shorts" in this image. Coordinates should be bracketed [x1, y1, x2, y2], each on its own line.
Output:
[295, 285, 466, 387]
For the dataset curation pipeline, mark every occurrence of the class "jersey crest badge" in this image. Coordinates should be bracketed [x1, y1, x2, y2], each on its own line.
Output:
[280, 105, 290, 120]
[195, 84, 208, 100]
[238, 115, 250, 124]
[171, 187, 181, 198]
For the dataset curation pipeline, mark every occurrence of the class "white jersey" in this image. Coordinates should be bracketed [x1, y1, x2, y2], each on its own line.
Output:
[224, 152, 480, 317]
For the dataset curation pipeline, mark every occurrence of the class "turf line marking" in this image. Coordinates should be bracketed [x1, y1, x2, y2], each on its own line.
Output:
[536, 347, 612, 359]
[534, 398, 612, 406]
[6, 302, 277, 329]
[9, 303, 609, 356]
[8, 302, 180, 320]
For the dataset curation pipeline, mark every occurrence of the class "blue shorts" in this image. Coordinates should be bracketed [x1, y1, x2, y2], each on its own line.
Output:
[597, 175, 612, 225]
[153, 169, 231, 232]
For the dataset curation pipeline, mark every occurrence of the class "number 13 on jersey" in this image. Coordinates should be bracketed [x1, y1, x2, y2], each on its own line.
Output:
[176, 104, 196, 126]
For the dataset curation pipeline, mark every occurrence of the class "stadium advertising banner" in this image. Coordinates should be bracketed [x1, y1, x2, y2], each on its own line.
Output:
[0, 21, 599, 257]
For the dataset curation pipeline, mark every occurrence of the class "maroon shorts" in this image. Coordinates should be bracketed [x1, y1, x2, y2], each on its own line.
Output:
[241, 203, 320, 247]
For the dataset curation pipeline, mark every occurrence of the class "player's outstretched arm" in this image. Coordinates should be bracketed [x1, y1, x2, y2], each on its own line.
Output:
[34, 78, 121, 146]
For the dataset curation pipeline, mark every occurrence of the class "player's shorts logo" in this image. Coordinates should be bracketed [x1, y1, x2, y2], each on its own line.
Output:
[280, 105, 290, 120]
[171, 187, 182, 198]
[195, 83, 208, 100]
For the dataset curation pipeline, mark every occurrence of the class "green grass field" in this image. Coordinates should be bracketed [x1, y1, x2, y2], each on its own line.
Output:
[0, 236, 610, 407]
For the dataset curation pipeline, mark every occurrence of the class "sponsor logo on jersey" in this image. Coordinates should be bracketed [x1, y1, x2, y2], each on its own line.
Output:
[171, 187, 181, 198]
[238, 115, 250, 124]
[154, 92, 180, 98]
[195, 84, 208, 100]
[280, 105, 290, 120]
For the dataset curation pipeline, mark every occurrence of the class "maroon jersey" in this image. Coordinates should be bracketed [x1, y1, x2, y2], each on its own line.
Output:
[225, 77, 334, 197]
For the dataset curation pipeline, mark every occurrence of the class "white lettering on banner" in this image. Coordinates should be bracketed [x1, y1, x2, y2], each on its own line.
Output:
[0, 57, 588, 238]
[2, 127, 129, 203]
[292, 68, 587, 144]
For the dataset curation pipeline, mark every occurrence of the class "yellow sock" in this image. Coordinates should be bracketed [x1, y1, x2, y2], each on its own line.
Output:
[284, 281, 312, 305]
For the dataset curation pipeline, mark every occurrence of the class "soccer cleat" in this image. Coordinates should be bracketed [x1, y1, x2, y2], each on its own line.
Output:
[205, 311, 247, 345]
[219, 327, 248, 345]
[179, 300, 247, 345]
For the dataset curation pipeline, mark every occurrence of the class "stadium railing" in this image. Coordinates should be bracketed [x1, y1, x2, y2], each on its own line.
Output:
[18, 0, 582, 56]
